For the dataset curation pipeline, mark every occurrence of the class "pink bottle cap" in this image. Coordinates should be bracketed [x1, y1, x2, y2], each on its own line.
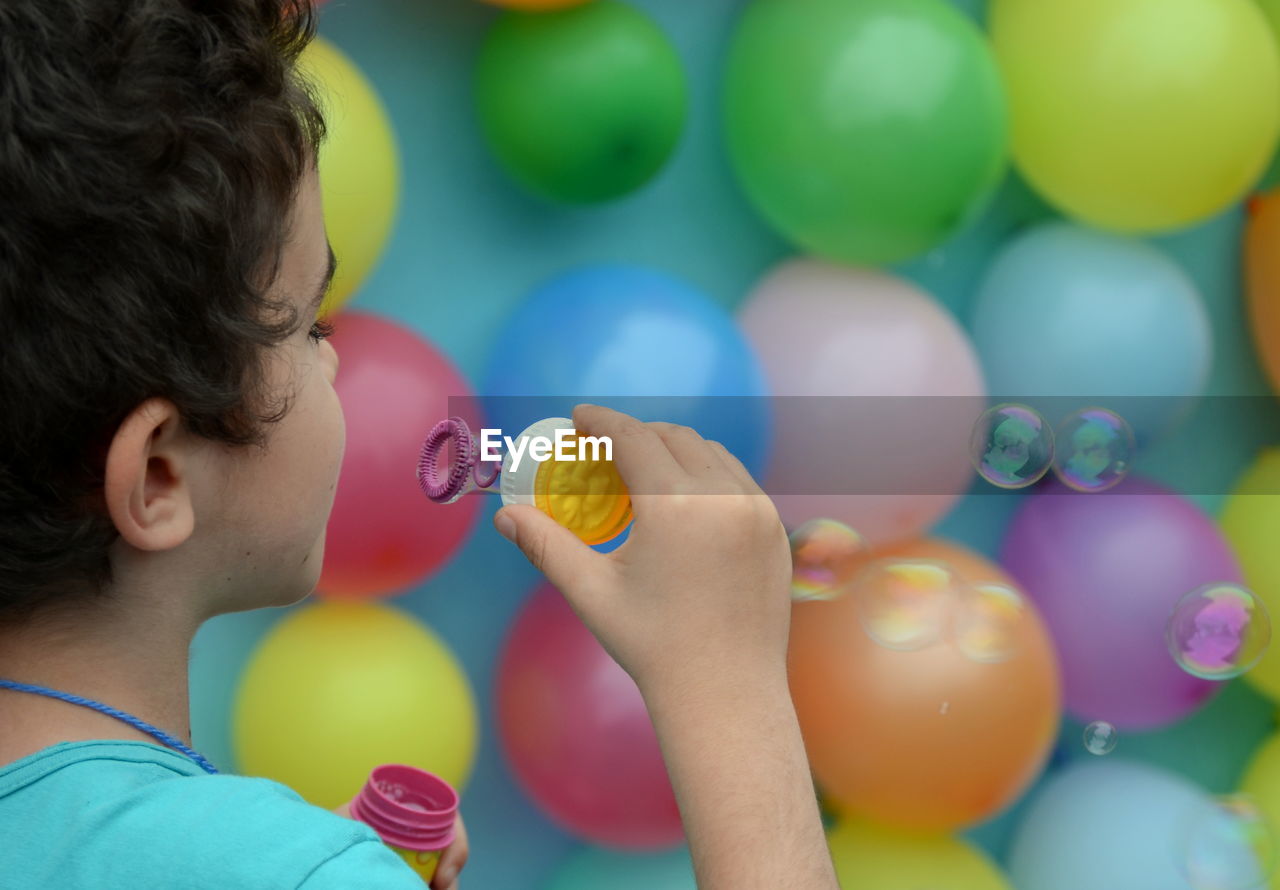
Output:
[350, 764, 459, 851]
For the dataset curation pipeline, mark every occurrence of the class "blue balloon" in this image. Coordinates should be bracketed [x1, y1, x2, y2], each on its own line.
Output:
[482, 265, 771, 475]
[1007, 760, 1255, 890]
[544, 846, 696, 890]
[969, 222, 1212, 444]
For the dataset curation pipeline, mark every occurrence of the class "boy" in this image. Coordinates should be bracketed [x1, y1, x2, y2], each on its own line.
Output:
[0, 1, 838, 887]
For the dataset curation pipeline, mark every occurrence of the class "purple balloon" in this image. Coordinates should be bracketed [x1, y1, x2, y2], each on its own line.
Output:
[1001, 477, 1240, 730]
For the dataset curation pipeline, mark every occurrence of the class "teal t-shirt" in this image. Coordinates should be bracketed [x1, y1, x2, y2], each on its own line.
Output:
[0, 740, 429, 889]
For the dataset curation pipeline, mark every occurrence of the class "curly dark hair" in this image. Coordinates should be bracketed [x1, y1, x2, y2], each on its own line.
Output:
[0, 0, 327, 624]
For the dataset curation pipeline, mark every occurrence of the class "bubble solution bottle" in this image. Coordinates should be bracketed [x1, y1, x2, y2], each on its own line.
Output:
[418, 415, 632, 546]
[349, 764, 459, 884]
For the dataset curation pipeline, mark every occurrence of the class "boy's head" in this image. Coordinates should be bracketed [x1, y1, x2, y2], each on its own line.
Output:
[0, 0, 345, 628]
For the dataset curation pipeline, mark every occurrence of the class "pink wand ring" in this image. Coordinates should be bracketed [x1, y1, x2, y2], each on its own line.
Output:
[417, 417, 500, 503]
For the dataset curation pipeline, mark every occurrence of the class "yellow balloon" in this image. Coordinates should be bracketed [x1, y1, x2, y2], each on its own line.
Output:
[298, 38, 400, 314]
[1238, 730, 1280, 889]
[991, 0, 1280, 232]
[1222, 449, 1280, 703]
[234, 602, 477, 809]
[827, 821, 1012, 890]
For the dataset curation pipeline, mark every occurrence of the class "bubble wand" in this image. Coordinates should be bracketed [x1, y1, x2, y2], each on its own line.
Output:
[417, 416, 632, 546]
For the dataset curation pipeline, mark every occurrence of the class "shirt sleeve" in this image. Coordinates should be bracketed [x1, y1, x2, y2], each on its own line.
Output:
[296, 838, 428, 889]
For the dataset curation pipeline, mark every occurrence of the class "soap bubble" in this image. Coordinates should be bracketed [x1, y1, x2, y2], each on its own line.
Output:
[954, 582, 1026, 663]
[1178, 794, 1274, 890]
[1167, 583, 1271, 681]
[1083, 721, 1118, 756]
[853, 559, 959, 651]
[970, 403, 1054, 489]
[1052, 407, 1135, 492]
[788, 519, 867, 601]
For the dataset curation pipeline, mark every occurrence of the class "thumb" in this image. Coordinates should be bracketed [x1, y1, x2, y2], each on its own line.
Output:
[494, 504, 601, 593]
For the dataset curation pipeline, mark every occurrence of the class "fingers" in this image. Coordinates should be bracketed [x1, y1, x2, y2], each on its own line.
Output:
[572, 404, 681, 493]
[430, 815, 469, 890]
[573, 405, 768, 508]
[707, 440, 763, 493]
[647, 422, 725, 478]
[495, 505, 602, 596]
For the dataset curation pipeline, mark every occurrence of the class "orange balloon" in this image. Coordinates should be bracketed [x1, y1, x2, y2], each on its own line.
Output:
[788, 538, 1061, 832]
[1246, 190, 1280, 395]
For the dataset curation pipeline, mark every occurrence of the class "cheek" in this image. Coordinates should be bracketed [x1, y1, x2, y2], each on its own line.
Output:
[325, 382, 346, 486]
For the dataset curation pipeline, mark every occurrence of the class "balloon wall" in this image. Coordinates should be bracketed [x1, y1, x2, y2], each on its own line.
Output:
[186, 0, 1280, 886]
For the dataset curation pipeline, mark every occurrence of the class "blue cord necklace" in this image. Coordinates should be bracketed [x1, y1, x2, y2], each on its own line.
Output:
[0, 678, 219, 775]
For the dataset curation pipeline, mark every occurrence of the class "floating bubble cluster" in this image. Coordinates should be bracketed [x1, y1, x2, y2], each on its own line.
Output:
[954, 582, 1026, 664]
[970, 403, 1054, 489]
[1083, 721, 1118, 756]
[1052, 407, 1135, 492]
[853, 560, 959, 651]
[1179, 794, 1274, 890]
[788, 518, 866, 601]
[1167, 583, 1271, 681]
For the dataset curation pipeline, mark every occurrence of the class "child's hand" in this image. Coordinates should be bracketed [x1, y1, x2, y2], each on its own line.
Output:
[430, 815, 468, 890]
[493, 404, 792, 698]
[331, 802, 468, 889]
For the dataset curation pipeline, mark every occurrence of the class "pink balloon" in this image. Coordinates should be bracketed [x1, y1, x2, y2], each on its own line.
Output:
[318, 311, 480, 599]
[738, 259, 985, 545]
[496, 585, 683, 849]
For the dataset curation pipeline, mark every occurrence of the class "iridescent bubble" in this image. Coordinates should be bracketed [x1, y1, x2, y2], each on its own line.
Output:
[970, 403, 1054, 489]
[853, 559, 958, 651]
[1179, 794, 1274, 890]
[954, 582, 1026, 663]
[1167, 583, 1271, 681]
[1052, 407, 1135, 492]
[788, 519, 866, 601]
[1083, 721, 1118, 756]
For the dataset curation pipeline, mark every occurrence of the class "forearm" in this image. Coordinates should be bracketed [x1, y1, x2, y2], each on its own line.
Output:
[643, 668, 839, 890]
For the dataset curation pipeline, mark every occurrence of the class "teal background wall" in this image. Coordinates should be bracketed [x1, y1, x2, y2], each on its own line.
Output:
[190, 1, 1280, 886]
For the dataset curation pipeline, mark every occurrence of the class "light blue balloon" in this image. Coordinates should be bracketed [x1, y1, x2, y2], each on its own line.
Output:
[1008, 760, 1260, 890]
[545, 846, 697, 890]
[969, 222, 1212, 445]
[482, 264, 771, 475]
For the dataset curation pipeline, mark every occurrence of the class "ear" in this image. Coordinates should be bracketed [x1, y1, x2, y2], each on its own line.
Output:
[103, 398, 196, 552]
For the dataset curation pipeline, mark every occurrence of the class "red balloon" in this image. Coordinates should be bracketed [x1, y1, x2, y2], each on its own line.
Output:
[496, 585, 683, 849]
[318, 311, 480, 599]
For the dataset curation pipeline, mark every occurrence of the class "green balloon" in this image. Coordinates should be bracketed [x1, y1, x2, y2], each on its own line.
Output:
[1260, 0, 1280, 37]
[476, 1, 687, 204]
[544, 846, 697, 890]
[723, 0, 1008, 265]
[1257, 0, 1280, 192]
